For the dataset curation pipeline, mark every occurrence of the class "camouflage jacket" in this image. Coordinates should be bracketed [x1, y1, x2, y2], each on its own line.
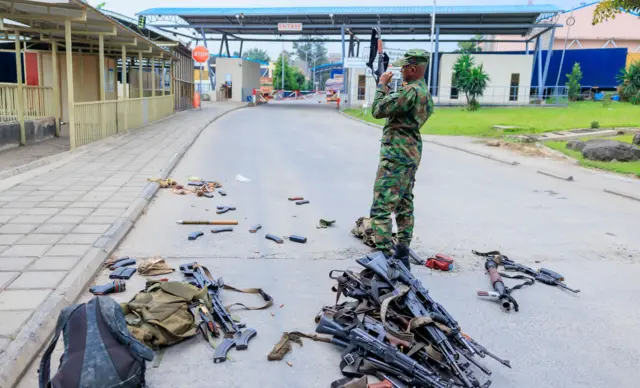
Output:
[371, 79, 434, 166]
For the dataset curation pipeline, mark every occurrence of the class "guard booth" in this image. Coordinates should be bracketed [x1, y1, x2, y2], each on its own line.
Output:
[0, 0, 187, 150]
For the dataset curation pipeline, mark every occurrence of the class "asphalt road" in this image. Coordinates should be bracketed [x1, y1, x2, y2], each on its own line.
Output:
[19, 102, 640, 388]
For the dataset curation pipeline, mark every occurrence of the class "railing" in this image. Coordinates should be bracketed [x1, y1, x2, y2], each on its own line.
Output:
[73, 94, 174, 148]
[174, 79, 194, 111]
[0, 83, 55, 123]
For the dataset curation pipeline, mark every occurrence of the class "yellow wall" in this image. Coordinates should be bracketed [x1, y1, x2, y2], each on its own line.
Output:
[42, 52, 117, 122]
[628, 53, 640, 68]
[194, 65, 209, 81]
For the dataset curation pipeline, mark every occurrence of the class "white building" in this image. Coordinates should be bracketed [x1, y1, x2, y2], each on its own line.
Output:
[343, 53, 534, 107]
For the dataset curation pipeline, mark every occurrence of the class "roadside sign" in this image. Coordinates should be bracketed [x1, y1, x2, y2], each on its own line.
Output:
[343, 57, 367, 69]
[192, 46, 210, 63]
[278, 23, 303, 32]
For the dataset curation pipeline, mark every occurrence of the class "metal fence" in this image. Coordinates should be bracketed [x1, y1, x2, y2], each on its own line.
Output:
[73, 95, 174, 147]
[0, 83, 55, 123]
[353, 85, 571, 107]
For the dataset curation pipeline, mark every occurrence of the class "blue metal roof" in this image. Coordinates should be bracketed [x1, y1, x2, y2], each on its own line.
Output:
[139, 5, 561, 17]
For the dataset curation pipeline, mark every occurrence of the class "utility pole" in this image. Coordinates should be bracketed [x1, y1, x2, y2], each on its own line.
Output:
[281, 42, 285, 90]
[427, 0, 436, 93]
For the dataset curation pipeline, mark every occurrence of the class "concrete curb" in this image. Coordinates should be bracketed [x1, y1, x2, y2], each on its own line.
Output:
[540, 145, 581, 165]
[0, 103, 248, 388]
[425, 139, 520, 166]
[603, 188, 640, 202]
[537, 170, 574, 181]
[338, 111, 520, 166]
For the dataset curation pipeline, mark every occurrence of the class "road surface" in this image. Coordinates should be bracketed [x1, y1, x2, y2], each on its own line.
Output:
[19, 101, 640, 388]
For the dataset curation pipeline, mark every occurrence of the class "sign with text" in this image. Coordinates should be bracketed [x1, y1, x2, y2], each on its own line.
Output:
[278, 23, 303, 32]
[192, 46, 210, 63]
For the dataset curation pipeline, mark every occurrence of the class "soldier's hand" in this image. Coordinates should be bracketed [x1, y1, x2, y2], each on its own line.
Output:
[379, 72, 393, 85]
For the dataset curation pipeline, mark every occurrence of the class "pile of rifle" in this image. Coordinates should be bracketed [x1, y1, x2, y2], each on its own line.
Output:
[316, 252, 510, 388]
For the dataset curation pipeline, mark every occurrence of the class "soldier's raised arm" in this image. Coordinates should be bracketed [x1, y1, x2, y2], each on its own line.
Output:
[371, 84, 417, 119]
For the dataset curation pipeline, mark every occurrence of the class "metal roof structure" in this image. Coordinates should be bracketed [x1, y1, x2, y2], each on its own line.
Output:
[0, 0, 177, 59]
[138, 5, 563, 37]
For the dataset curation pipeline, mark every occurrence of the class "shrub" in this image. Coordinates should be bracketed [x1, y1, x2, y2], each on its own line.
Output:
[591, 121, 600, 129]
[566, 62, 583, 101]
[453, 54, 490, 111]
[617, 61, 640, 105]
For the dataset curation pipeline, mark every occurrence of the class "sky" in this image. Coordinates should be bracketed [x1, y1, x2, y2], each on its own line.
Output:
[92, 0, 588, 60]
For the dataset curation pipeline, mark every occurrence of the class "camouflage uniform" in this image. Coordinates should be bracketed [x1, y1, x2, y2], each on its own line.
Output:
[369, 49, 434, 256]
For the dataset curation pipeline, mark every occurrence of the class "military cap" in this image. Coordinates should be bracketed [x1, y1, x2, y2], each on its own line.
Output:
[396, 49, 429, 67]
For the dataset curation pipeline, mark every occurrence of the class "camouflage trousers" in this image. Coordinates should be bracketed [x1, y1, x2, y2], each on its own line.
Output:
[369, 158, 417, 256]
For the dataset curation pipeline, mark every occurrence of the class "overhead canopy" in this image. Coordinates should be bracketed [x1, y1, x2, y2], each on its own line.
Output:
[138, 5, 562, 37]
[0, 0, 178, 59]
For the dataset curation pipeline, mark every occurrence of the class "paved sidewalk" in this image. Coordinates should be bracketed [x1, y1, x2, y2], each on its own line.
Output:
[0, 101, 245, 387]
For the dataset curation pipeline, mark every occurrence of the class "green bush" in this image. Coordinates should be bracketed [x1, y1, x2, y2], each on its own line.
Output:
[617, 61, 640, 105]
[591, 121, 600, 129]
[566, 62, 583, 101]
[453, 54, 490, 111]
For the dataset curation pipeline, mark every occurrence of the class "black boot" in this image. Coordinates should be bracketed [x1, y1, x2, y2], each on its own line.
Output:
[392, 244, 411, 271]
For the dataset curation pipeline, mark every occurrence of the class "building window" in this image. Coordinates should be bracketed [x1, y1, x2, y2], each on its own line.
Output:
[357, 75, 366, 100]
[510, 73, 520, 102]
[450, 74, 459, 99]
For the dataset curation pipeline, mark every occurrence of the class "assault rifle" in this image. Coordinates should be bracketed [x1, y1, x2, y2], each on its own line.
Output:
[367, 27, 389, 84]
[317, 314, 450, 388]
[180, 262, 257, 363]
[357, 253, 480, 388]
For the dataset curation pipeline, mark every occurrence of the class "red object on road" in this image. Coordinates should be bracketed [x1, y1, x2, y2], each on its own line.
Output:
[426, 253, 455, 271]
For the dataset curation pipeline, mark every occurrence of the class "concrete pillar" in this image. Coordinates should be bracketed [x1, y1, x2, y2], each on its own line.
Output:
[51, 41, 60, 136]
[14, 32, 26, 146]
[138, 52, 143, 98]
[151, 56, 156, 118]
[121, 45, 127, 132]
[98, 34, 106, 138]
[64, 21, 76, 148]
[432, 26, 440, 97]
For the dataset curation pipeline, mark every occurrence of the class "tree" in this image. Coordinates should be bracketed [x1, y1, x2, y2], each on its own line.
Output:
[242, 48, 270, 63]
[592, 0, 640, 24]
[456, 34, 484, 53]
[617, 61, 640, 105]
[273, 53, 300, 90]
[95, 2, 106, 9]
[453, 54, 490, 111]
[566, 62, 583, 101]
[293, 37, 329, 71]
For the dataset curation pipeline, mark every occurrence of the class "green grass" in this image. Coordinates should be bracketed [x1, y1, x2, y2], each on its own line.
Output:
[345, 102, 640, 137]
[583, 134, 636, 144]
[546, 141, 640, 178]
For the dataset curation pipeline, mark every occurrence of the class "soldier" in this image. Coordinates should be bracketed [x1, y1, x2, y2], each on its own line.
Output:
[369, 49, 434, 270]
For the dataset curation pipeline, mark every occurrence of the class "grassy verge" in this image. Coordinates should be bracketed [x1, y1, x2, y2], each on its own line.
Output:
[344, 102, 640, 137]
[545, 141, 640, 177]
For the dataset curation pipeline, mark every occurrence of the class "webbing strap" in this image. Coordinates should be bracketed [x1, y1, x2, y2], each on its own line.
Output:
[196, 264, 274, 311]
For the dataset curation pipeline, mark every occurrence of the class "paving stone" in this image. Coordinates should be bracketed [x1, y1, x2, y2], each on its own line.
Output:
[29, 190, 59, 197]
[0, 310, 33, 336]
[0, 336, 10, 352]
[0, 195, 22, 201]
[34, 224, 75, 234]
[16, 234, 65, 245]
[45, 244, 90, 257]
[0, 289, 50, 310]
[28, 256, 80, 271]
[0, 224, 38, 234]
[1, 245, 51, 257]
[83, 216, 119, 224]
[68, 202, 102, 208]
[73, 224, 111, 234]
[0, 257, 34, 271]
[0, 235, 24, 245]
[0, 215, 16, 223]
[22, 208, 61, 216]
[0, 272, 19, 288]
[92, 186, 121, 192]
[0, 208, 25, 216]
[8, 215, 52, 224]
[58, 234, 101, 245]
[57, 208, 94, 216]
[100, 202, 130, 209]
[3, 202, 41, 209]
[54, 194, 85, 202]
[80, 193, 113, 202]
[92, 207, 125, 217]
[46, 215, 85, 224]
[23, 195, 51, 202]
[8, 271, 67, 289]
[39, 202, 71, 208]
